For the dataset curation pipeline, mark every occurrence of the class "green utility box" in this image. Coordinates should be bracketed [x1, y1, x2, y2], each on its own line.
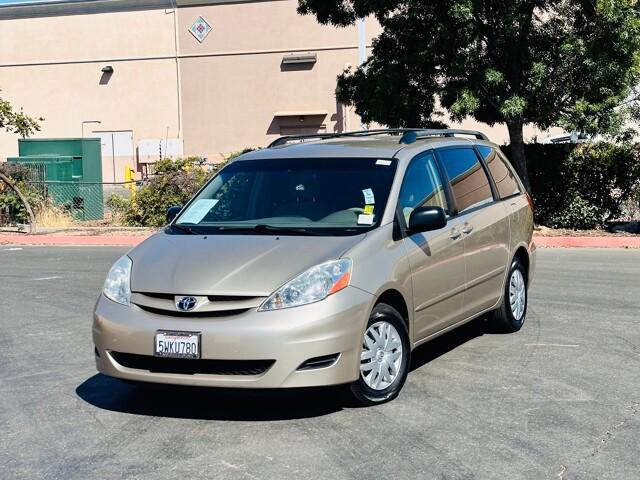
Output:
[8, 138, 104, 220]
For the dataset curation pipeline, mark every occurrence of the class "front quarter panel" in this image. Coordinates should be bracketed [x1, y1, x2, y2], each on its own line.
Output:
[347, 223, 414, 338]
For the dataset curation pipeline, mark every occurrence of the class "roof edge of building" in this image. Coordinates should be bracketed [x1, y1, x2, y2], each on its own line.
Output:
[0, 0, 276, 20]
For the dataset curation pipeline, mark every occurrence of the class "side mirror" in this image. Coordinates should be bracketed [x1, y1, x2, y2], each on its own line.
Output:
[167, 205, 183, 224]
[408, 206, 447, 234]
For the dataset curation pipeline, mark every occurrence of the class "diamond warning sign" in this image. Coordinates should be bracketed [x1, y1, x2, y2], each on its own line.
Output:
[189, 16, 212, 43]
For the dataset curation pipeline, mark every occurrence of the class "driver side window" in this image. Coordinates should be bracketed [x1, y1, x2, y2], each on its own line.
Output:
[398, 152, 449, 226]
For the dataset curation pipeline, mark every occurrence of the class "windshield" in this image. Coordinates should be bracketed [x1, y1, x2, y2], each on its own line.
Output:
[172, 157, 398, 236]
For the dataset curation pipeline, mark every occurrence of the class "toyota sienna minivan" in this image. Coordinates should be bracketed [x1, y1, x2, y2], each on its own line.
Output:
[94, 129, 535, 405]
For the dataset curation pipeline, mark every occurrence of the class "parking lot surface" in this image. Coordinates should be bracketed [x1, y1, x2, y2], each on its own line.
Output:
[1, 246, 638, 479]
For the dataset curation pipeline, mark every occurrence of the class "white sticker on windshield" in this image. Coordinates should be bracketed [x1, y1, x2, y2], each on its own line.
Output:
[358, 214, 375, 225]
[362, 188, 375, 204]
[376, 160, 392, 166]
[179, 199, 219, 224]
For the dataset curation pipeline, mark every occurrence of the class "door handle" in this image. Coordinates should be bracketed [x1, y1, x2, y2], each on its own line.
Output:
[450, 228, 462, 240]
[461, 223, 474, 235]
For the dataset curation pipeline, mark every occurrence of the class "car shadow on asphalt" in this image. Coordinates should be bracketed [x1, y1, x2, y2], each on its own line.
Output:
[410, 316, 490, 372]
[76, 317, 491, 421]
[76, 374, 345, 421]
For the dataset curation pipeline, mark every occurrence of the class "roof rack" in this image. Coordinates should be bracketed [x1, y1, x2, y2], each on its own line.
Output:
[267, 128, 488, 148]
[399, 129, 488, 144]
[267, 129, 408, 148]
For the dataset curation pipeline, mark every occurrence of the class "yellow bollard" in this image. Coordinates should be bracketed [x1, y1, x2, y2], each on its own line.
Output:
[125, 166, 137, 200]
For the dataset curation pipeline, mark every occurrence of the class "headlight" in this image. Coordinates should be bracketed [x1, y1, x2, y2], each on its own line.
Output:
[259, 259, 352, 311]
[103, 255, 132, 306]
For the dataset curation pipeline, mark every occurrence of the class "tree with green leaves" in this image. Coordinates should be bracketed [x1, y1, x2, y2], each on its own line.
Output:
[1, 91, 42, 138]
[0, 92, 42, 232]
[298, 0, 640, 191]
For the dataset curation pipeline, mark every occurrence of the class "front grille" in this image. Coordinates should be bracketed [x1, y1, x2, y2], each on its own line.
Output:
[135, 305, 250, 318]
[207, 295, 261, 302]
[131, 292, 264, 317]
[135, 292, 174, 300]
[110, 351, 274, 376]
[135, 292, 260, 303]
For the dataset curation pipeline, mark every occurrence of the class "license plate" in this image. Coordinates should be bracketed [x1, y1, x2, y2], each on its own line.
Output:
[154, 331, 201, 359]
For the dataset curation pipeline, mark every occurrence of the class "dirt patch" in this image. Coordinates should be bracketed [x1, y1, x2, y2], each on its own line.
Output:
[535, 225, 638, 237]
[0, 226, 156, 237]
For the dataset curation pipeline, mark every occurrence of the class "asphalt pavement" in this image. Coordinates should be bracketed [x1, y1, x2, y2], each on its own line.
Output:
[0, 246, 638, 480]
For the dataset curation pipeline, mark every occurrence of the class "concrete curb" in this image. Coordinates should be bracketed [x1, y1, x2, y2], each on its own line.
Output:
[1, 234, 639, 248]
[533, 236, 640, 249]
[0, 235, 145, 247]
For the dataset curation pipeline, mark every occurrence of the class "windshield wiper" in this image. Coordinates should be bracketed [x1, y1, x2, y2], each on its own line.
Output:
[169, 224, 202, 235]
[218, 224, 322, 236]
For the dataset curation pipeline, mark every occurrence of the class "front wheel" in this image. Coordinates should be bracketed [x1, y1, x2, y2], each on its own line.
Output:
[492, 258, 528, 333]
[348, 303, 411, 406]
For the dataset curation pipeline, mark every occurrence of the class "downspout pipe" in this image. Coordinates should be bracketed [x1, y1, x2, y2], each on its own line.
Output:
[170, 0, 183, 140]
[357, 18, 367, 131]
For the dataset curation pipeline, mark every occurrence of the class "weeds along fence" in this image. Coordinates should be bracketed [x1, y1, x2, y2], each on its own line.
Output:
[0, 181, 137, 227]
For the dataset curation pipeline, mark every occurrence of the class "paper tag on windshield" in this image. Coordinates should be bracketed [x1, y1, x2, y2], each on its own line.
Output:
[179, 199, 219, 224]
[358, 214, 375, 225]
[376, 160, 392, 166]
[362, 188, 375, 204]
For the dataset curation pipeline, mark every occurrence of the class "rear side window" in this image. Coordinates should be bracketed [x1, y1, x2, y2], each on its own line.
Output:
[478, 145, 522, 199]
[438, 147, 494, 214]
[398, 152, 449, 225]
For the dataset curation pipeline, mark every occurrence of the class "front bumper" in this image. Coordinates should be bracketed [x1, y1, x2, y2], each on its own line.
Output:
[93, 286, 374, 388]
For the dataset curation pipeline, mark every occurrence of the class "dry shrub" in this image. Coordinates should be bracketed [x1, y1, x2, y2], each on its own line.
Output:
[35, 204, 75, 228]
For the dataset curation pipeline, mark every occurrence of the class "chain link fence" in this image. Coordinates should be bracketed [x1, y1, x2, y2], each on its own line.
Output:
[0, 181, 137, 227]
[1, 175, 638, 230]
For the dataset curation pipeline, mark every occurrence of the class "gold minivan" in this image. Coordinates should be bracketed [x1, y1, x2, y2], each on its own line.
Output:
[94, 129, 535, 405]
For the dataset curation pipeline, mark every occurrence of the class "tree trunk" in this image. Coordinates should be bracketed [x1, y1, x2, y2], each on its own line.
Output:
[506, 120, 532, 194]
[0, 172, 37, 234]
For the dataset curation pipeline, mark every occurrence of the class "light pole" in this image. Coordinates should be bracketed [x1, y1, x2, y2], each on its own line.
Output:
[81, 120, 101, 138]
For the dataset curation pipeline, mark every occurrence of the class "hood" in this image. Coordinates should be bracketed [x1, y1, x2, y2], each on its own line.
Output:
[129, 231, 365, 296]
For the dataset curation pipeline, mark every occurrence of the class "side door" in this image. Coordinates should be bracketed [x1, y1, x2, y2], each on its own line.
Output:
[399, 151, 467, 341]
[437, 146, 510, 317]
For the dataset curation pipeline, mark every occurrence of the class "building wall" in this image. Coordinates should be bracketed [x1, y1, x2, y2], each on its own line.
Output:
[0, 8, 181, 181]
[0, 7, 176, 64]
[0, 0, 375, 172]
[0, 0, 557, 179]
[176, 1, 378, 159]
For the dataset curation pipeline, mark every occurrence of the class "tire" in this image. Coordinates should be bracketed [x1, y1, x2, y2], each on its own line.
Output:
[492, 258, 528, 333]
[348, 303, 411, 406]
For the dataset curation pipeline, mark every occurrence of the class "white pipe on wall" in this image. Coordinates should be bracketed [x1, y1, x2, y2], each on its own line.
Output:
[170, 2, 183, 140]
[357, 18, 367, 131]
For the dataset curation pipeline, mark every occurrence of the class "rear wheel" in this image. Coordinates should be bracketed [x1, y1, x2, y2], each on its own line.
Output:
[492, 258, 528, 333]
[348, 303, 410, 406]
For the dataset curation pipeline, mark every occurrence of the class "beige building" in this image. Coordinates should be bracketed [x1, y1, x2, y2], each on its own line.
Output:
[0, 0, 551, 182]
